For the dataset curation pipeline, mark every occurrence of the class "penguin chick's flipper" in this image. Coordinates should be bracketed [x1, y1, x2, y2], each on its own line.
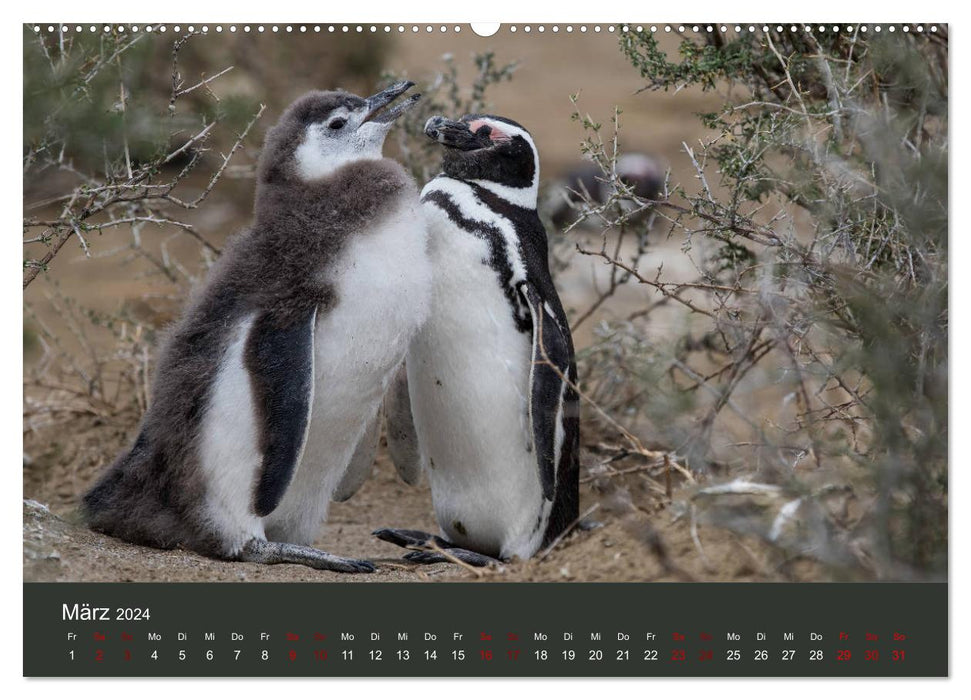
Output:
[245, 308, 318, 518]
[372, 528, 500, 567]
[384, 362, 423, 485]
[331, 408, 380, 502]
[239, 539, 375, 573]
[520, 281, 573, 501]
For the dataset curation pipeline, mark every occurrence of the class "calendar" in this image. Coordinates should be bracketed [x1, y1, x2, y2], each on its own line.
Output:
[24, 583, 945, 676]
[22, 18, 950, 681]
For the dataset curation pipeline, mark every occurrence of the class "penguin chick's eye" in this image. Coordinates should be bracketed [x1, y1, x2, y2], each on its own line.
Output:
[328, 118, 347, 130]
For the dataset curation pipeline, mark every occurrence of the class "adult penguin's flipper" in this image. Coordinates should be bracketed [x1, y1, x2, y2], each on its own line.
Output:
[245, 308, 317, 517]
[520, 282, 572, 501]
[332, 409, 381, 502]
[384, 362, 423, 485]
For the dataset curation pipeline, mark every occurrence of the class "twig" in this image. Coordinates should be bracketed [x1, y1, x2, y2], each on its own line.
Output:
[175, 66, 235, 98]
[165, 104, 266, 209]
[423, 540, 485, 577]
[689, 504, 714, 571]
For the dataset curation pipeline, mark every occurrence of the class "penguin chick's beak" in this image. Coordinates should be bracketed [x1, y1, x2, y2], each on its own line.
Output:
[361, 81, 420, 125]
[424, 116, 494, 151]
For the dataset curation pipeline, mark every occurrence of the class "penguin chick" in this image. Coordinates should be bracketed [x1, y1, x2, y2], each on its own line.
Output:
[83, 82, 430, 573]
[375, 114, 580, 566]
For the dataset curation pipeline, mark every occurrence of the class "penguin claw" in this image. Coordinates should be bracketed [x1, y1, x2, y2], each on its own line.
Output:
[335, 558, 377, 574]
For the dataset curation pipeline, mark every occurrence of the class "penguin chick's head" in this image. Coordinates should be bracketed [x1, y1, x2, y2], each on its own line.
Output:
[424, 114, 539, 206]
[259, 82, 420, 184]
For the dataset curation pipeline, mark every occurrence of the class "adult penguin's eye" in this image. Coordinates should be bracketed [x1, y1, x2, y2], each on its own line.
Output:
[328, 118, 347, 130]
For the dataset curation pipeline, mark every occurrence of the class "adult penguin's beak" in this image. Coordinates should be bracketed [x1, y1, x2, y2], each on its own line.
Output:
[424, 115, 494, 150]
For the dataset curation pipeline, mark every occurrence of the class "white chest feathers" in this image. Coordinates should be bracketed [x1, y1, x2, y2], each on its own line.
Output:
[199, 195, 432, 552]
[315, 195, 433, 385]
[272, 195, 433, 543]
[412, 180, 550, 559]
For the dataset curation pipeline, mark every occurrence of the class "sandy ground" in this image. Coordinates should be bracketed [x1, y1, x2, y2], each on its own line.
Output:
[23, 483, 820, 585]
[23, 416, 825, 583]
[23, 30, 829, 584]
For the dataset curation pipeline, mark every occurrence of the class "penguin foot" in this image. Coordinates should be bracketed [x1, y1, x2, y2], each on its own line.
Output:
[239, 539, 376, 573]
[371, 527, 451, 550]
[372, 528, 500, 567]
[403, 548, 501, 567]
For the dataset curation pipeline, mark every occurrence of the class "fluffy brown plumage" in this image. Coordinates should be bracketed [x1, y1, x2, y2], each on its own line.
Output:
[82, 90, 416, 559]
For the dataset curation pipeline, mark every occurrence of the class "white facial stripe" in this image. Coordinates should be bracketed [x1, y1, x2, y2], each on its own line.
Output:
[617, 152, 658, 178]
[294, 119, 392, 181]
[422, 176, 528, 286]
[468, 118, 540, 209]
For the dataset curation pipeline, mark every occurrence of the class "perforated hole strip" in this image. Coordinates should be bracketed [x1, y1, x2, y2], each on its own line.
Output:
[30, 24, 943, 35]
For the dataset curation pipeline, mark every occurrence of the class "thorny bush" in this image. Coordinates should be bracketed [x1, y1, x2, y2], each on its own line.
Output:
[562, 27, 947, 580]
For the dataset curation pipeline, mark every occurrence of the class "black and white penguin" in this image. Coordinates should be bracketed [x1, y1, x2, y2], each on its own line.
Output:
[82, 82, 430, 572]
[375, 114, 579, 565]
[547, 152, 664, 228]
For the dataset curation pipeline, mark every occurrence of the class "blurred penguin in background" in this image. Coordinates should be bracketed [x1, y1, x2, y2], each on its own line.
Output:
[546, 152, 664, 229]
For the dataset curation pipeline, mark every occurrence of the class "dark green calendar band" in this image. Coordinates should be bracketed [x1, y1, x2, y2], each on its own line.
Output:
[24, 582, 947, 677]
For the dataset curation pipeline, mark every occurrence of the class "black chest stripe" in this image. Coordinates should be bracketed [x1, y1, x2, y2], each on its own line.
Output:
[422, 189, 530, 333]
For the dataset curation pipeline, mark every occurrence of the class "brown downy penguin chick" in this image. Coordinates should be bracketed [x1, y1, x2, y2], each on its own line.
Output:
[82, 82, 430, 572]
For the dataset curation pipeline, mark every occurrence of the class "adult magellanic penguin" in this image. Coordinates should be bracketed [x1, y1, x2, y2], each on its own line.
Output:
[375, 114, 580, 565]
[82, 82, 429, 572]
